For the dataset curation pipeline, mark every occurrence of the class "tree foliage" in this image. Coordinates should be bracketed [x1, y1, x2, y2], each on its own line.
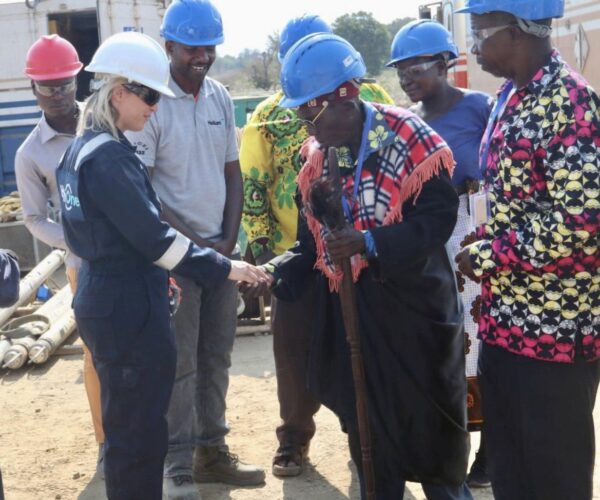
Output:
[332, 11, 391, 76]
[210, 14, 416, 92]
[386, 17, 415, 40]
[213, 32, 281, 92]
[247, 31, 280, 90]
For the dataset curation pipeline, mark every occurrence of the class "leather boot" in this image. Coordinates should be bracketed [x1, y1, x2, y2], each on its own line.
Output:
[192, 446, 265, 486]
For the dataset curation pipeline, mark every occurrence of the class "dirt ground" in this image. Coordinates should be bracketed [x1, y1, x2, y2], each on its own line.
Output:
[0, 333, 598, 500]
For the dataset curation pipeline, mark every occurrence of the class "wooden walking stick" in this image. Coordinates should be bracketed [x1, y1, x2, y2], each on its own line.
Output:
[306, 147, 376, 499]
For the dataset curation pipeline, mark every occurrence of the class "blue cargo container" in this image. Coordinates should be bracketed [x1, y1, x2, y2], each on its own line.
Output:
[0, 99, 41, 195]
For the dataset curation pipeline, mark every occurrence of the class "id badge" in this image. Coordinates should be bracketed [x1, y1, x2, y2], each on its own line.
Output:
[469, 189, 491, 227]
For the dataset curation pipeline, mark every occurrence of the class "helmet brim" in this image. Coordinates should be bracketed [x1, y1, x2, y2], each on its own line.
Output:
[455, 5, 563, 18]
[151, 83, 176, 98]
[279, 95, 307, 108]
[26, 63, 83, 81]
[280, 77, 361, 108]
[162, 33, 224, 46]
[85, 63, 175, 98]
[385, 52, 458, 67]
[455, 6, 488, 14]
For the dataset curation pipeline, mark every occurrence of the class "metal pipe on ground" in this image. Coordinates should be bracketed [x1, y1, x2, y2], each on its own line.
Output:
[28, 311, 76, 364]
[2, 336, 36, 369]
[0, 249, 65, 328]
[0, 336, 11, 366]
[0, 285, 72, 369]
[28, 285, 72, 324]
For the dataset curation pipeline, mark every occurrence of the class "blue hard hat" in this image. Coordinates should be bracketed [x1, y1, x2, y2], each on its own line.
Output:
[456, 0, 564, 20]
[386, 20, 458, 67]
[160, 0, 224, 46]
[280, 33, 366, 108]
[278, 14, 332, 62]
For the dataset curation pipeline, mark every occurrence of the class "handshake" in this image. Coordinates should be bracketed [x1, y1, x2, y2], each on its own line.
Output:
[227, 260, 275, 298]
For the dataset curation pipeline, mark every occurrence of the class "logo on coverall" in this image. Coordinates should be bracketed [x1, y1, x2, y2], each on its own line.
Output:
[60, 184, 80, 211]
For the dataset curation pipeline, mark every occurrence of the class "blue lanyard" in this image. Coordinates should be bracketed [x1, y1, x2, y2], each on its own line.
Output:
[341, 107, 373, 222]
[479, 82, 514, 176]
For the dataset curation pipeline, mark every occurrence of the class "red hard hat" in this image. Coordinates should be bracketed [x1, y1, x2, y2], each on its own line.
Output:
[25, 34, 83, 80]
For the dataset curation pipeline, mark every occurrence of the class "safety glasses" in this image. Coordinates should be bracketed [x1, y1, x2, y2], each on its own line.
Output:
[34, 80, 77, 97]
[122, 83, 161, 106]
[396, 60, 441, 81]
[470, 25, 513, 47]
[297, 101, 329, 132]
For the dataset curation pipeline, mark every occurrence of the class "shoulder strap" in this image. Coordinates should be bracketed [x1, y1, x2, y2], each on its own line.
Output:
[74, 133, 116, 172]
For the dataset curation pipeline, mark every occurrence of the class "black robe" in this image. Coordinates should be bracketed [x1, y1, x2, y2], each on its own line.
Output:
[271, 169, 469, 492]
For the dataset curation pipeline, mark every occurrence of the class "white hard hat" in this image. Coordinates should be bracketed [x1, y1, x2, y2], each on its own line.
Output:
[86, 32, 174, 97]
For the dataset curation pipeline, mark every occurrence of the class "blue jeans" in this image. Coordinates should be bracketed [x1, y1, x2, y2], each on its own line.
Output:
[164, 272, 238, 477]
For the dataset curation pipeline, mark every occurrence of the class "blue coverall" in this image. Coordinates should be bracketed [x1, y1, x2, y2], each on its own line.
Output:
[57, 130, 232, 500]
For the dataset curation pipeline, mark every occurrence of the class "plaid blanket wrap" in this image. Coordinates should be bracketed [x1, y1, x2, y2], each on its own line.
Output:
[297, 102, 455, 291]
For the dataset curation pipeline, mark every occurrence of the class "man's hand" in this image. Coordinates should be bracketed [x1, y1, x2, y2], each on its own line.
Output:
[239, 267, 275, 299]
[455, 246, 480, 283]
[213, 238, 237, 257]
[325, 226, 366, 262]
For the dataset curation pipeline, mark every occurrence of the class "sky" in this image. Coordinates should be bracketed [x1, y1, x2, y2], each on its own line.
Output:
[216, 0, 425, 56]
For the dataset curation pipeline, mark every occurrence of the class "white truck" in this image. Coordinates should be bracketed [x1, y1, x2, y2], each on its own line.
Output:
[0, 0, 169, 194]
[419, 0, 600, 96]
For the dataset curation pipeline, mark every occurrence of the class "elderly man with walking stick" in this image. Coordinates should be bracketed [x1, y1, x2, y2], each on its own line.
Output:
[244, 33, 473, 500]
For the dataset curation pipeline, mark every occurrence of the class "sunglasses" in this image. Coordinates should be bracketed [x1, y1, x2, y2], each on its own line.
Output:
[396, 60, 441, 81]
[297, 101, 329, 132]
[34, 80, 77, 97]
[122, 83, 161, 106]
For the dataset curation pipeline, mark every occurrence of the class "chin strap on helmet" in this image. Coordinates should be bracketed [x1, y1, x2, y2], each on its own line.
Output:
[515, 17, 553, 38]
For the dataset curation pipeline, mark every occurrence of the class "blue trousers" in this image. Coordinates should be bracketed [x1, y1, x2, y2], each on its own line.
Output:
[75, 263, 176, 500]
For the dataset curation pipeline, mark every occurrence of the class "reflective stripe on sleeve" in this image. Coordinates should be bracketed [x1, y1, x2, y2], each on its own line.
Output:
[153, 231, 191, 270]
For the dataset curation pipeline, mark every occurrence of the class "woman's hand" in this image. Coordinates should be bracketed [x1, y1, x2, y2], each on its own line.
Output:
[228, 260, 271, 285]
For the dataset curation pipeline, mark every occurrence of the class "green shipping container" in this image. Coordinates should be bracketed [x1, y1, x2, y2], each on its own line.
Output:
[232, 96, 268, 128]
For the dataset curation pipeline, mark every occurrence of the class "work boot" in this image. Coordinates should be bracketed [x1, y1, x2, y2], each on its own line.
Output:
[163, 475, 201, 500]
[466, 450, 491, 488]
[193, 446, 265, 486]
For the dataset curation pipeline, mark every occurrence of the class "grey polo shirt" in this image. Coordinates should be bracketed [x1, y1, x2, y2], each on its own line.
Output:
[127, 76, 239, 241]
[14, 112, 81, 268]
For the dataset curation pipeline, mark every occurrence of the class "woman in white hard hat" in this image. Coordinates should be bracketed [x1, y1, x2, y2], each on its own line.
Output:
[56, 32, 267, 500]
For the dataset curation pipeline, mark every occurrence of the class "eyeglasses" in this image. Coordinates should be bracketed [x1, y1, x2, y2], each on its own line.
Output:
[34, 80, 77, 97]
[297, 101, 329, 132]
[471, 25, 512, 47]
[122, 83, 161, 106]
[395, 60, 441, 81]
